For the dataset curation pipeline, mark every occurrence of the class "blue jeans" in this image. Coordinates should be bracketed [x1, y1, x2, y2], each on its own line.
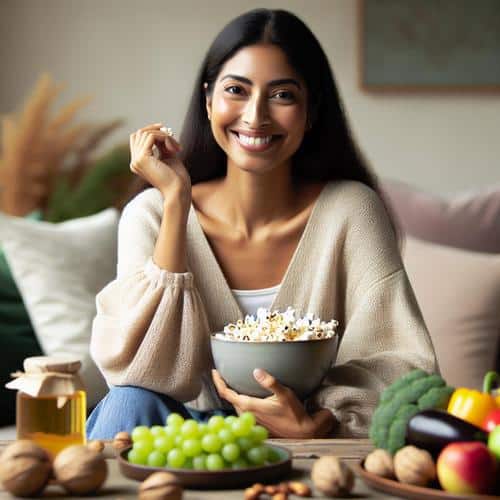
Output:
[86, 386, 235, 439]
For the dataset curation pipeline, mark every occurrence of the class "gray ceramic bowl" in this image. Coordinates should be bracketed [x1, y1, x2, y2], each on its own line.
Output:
[210, 334, 338, 399]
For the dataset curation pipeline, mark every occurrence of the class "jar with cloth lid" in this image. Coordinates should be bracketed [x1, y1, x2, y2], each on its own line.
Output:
[6, 356, 87, 456]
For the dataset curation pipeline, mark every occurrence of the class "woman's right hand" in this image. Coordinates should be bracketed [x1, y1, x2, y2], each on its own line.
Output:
[129, 123, 191, 209]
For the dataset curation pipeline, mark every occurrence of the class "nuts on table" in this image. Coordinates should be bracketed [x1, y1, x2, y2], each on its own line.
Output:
[244, 481, 311, 499]
[138, 471, 183, 500]
[364, 448, 395, 478]
[311, 455, 354, 497]
[0, 440, 52, 497]
[113, 431, 133, 451]
[244, 483, 264, 500]
[265, 484, 279, 494]
[53, 444, 108, 494]
[288, 480, 312, 496]
[271, 493, 287, 500]
[393, 445, 436, 486]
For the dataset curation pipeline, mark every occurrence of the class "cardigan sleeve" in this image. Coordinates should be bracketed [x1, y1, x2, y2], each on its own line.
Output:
[89, 190, 212, 402]
[306, 183, 439, 437]
[308, 268, 438, 437]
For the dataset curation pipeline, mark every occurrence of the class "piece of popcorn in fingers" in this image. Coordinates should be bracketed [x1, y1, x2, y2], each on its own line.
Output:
[152, 126, 175, 158]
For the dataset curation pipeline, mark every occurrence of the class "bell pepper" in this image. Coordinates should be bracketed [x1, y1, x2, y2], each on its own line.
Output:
[482, 408, 500, 432]
[447, 371, 499, 427]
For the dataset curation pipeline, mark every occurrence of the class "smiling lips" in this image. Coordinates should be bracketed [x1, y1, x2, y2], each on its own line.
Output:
[231, 130, 281, 152]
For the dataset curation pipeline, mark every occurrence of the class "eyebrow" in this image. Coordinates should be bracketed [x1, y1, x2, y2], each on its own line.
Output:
[220, 74, 302, 89]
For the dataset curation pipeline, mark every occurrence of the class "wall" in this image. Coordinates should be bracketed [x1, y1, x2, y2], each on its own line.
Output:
[1, 0, 499, 194]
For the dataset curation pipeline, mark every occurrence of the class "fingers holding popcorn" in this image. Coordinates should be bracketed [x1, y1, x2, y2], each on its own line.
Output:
[131, 125, 179, 162]
[129, 123, 191, 206]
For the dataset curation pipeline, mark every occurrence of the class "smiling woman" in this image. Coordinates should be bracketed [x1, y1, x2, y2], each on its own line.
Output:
[87, 9, 438, 440]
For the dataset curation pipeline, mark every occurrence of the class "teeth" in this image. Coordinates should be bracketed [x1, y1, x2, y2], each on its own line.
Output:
[238, 134, 272, 146]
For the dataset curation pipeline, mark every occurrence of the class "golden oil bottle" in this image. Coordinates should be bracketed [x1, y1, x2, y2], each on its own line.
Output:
[7, 356, 87, 457]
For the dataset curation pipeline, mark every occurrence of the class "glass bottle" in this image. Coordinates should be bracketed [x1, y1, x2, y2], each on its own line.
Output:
[6, 356, 87, 457]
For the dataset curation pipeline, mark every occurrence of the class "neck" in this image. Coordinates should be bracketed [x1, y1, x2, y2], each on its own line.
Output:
[219, 164, 297, 239]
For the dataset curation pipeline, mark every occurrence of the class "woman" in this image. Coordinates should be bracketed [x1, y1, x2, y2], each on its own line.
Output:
[87, 9, 437, 439]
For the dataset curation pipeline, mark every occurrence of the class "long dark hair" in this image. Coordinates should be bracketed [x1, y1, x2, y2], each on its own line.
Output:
[127, 9, 399, 239]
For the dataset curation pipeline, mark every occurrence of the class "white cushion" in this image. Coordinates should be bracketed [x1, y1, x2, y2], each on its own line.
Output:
[0, 209, 119, 407]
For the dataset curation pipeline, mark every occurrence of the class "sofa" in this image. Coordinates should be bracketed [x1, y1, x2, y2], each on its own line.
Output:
[1, 179, 499, 439]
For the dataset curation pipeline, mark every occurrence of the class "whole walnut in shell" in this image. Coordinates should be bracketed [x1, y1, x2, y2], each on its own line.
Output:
[53, 444, 108, 494]
[311, 455, 354, 497]
[364, 448, 395, 478]
[139, 471, 183, 500]
[0, 440, 52, 497]
[393, 445, 436, 486]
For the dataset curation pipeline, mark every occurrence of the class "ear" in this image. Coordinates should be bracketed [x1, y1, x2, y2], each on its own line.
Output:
[204, 82, 212, 121]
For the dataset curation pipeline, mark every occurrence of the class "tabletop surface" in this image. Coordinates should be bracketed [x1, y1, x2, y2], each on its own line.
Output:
[0, 438, 408, 499]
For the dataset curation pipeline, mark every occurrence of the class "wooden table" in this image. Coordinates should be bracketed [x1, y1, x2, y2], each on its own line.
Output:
[0, 439, 405, 499]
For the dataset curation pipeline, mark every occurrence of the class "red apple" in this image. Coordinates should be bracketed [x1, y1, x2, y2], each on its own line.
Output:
[437, 442, 497, 495]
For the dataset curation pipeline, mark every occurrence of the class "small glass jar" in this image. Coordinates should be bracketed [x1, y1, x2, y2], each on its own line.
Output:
[6, 356, 87, 456]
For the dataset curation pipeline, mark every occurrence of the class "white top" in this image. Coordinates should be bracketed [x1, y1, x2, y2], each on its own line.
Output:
[231, 284, 281, 316]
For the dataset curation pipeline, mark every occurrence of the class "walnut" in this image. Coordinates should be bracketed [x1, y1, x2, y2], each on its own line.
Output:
[364, 448, 395, 478]
[393, 445, 436, 487]
[113, 431, 132, 451]
[0, 440, 52, 497]
[87, 440, 105, 453]
[311, 455, 354, 497]
[53, 444, 108, 494]
[138, 471, 183, 500]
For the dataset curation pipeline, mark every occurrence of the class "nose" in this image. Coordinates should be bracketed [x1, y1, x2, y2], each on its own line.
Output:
[242, 93, 271, 128]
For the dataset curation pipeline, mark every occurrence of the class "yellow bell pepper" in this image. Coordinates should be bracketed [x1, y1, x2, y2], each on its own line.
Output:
[447, 371, 499, 427]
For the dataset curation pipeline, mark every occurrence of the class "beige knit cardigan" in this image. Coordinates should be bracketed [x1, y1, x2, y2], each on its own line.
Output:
[90, 180, 438, 437]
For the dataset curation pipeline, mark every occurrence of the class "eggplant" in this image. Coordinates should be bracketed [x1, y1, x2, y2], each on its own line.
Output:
[406, 409, 488, 458]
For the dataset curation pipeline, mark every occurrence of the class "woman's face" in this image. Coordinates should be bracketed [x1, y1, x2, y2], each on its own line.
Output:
[205, 44, 308, 176]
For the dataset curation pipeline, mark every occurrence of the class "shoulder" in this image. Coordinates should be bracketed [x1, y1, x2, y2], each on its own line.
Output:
[321, 180, 388, 220]
[318, 180, 397, 250]
[122, 188, 164, 219]
[118, 188, 165, 237]
[322, 180, 380, 204]
[320, 182, 402, 280]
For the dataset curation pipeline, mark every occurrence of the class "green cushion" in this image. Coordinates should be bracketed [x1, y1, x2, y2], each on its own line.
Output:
[0, 322, 43, 426]
[0, 210, 43, 426]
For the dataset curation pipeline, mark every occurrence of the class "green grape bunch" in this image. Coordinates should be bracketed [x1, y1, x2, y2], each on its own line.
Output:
[126, 412, 281, 470]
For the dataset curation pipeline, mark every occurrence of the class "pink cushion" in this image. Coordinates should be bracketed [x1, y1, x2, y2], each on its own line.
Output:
[403, 237, 500, 389]
[381, 180, 500, 253]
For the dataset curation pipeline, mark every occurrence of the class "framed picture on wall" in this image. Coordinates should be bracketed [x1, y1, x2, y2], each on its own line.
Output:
[358, 0, 500, 92]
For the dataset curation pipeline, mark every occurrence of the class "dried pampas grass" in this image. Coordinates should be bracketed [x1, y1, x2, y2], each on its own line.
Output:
[0, 73, 92, 215]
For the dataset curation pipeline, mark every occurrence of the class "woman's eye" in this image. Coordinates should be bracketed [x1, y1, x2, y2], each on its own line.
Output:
[225, 85, 245, 95]
[273, 90, 294, 101]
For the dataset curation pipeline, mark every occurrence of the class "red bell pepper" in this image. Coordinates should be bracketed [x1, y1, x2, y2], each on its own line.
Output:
[482, 408, 500, 432]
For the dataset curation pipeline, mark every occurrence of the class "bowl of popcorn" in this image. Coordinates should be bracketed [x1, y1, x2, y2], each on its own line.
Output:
[210, 307, 339, 399]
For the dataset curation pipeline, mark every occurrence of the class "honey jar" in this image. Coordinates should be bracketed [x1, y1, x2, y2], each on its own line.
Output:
[6, 356, 87, 456]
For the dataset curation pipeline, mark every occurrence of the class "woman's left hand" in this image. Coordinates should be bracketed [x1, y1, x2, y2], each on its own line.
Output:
[211, 368, 334, 438]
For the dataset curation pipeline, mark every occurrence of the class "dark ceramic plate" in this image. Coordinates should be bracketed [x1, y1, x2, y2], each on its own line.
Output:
[117, 444, 292, 489]
[354, 459, 500, 500]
